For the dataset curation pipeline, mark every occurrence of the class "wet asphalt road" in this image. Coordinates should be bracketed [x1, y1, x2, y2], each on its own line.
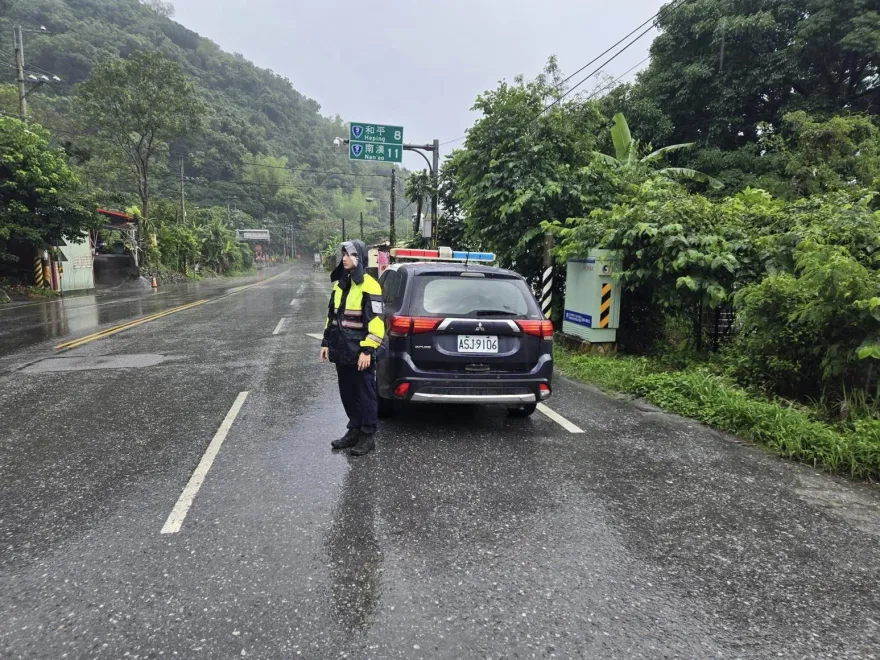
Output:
[0, 272, 280, 356]
[0, 263, 878, 659]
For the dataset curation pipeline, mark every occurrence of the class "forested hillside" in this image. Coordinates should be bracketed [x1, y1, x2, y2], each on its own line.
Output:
[0, 0, 402, 256]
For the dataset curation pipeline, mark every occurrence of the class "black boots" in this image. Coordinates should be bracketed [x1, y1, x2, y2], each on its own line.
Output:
[349, 433, 375, 457]
[332, 429, 376, 456]
[331, 428, 360, 450]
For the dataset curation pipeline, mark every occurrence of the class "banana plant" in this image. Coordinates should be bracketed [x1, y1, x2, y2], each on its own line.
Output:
[594, 113, 724, 189]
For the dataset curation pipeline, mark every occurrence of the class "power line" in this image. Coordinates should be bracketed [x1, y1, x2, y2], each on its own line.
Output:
[582, 56, 651, 102]
[538, 0, 686, 117]
[438, 0, 686, 147]
[439, 134, 466, 148]
[552, 3, 675, 92]
[20, 60, 59, 79]
[237, 159, 392, 178]
[438, 51, 652, 149]
[536, 21, 660, 118]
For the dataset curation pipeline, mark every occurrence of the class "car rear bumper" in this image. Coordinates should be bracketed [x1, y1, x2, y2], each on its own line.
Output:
[379, 353, 553, 405]
[410, 392, 538, 405]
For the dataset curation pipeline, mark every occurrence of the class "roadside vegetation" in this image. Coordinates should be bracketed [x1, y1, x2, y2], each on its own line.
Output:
[437, 0, 879, 477]
[556, 348, 880, 481]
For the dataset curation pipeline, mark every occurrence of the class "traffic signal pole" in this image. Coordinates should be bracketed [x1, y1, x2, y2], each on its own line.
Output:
[431, 138, 440, 248]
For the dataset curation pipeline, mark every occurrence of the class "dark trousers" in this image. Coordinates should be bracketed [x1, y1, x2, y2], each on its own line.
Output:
[336, 364, 378, 434]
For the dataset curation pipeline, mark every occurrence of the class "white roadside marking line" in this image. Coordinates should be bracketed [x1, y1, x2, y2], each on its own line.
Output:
[290, 298, 300, 306]
[305, 333, 324, 340]
[161, 391, 250, 534]
[272, 318, 289, 335]
[536, 403, 584, 434]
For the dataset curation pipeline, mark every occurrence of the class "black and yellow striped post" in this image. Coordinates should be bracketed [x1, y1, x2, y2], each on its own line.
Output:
[598, 282, 612, 329]
[33, 254, 45, 288]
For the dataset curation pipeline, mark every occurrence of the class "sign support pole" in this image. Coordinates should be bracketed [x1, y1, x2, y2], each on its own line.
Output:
[390, 169, 396, 248]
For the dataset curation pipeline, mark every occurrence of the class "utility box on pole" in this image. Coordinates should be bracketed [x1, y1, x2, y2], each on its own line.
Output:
[562, 250, 622, 344]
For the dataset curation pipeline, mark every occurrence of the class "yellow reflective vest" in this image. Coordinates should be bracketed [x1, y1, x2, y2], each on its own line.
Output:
[322, 273, 384, 365]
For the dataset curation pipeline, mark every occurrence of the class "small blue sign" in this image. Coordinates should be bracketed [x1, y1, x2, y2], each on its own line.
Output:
[564, 310, 592, 328]
[351, 125, 364, 139]
[351, 143, 363, 157]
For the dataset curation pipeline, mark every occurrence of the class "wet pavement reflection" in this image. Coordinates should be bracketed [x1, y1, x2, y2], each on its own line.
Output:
[0, 269, 280, 355]
[325, 456, 384, 631]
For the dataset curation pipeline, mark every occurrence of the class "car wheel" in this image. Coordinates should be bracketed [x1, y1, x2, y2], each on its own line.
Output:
[378, 395, 395, 418]
[507, 403, 537, 418]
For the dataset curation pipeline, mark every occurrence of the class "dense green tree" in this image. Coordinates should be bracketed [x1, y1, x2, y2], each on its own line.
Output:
[435, 154, 470, 249]
[0, 118, 96, 262]
[74, 50, 205, 224]
[773, 112, 880, 197]
[242, 154, 291, 215]
[450, 59, 605, 282]
[639, 0, 879, 151]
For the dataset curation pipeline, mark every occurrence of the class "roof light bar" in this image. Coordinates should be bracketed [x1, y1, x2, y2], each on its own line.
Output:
[452, 251, 495, 261]
[390, 247, 495, 263]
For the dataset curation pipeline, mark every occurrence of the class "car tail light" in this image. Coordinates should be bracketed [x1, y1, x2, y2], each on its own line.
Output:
[516, 319, 554, 340]
[389, 315, 412, 337]
[539, 383, 551, 400]
[412, 317, 441, 334]
[388, 316, 440, 336]
[393, 382, 410, 398]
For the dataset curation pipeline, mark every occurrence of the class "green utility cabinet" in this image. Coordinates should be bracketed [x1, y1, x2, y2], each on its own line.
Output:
[562, 250, 622, 343]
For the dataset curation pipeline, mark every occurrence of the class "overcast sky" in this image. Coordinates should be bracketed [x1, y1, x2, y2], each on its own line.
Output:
[171, 0, 666, 171]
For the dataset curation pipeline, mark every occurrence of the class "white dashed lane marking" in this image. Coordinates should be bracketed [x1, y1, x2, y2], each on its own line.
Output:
[536, 403, 584, 434]
[161, 391, 250, 534]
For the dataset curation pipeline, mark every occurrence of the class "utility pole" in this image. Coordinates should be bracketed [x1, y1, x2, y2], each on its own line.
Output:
[360, 210, 364, 241]
[12, 26, 60, 124]
[390, 168, 396, 248]
[430, 138, 440, 249]
[342, 217, 346, 241]
[14, 26, 26, 121]
[178, 155, 185, 225]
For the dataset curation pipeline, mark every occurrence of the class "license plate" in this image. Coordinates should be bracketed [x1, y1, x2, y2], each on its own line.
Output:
[457, 335, 499, 354]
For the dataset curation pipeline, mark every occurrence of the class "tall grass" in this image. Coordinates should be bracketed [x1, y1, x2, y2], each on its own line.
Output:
[555, 348, 880, 481]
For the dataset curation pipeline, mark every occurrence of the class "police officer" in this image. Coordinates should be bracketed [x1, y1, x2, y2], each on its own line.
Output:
[319, 240, 384, 456]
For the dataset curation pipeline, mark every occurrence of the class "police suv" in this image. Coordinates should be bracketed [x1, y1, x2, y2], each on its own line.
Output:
[376, 248, 553, 418]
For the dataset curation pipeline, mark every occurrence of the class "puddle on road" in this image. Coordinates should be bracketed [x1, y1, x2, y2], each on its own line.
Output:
[19, 353, 177, 373]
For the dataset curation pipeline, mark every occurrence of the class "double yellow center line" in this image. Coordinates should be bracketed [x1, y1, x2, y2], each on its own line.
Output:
[55, 269, 292, 352]
[55, 299, 209, 351]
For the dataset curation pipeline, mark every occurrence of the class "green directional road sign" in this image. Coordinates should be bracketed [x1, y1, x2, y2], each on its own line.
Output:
[350, 122, 403, 145]
[349, 142, 403, 163]
[349, 122, 404, 163]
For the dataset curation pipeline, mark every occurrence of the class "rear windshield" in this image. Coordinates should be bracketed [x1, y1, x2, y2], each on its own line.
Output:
[411, 275, 536, 317]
